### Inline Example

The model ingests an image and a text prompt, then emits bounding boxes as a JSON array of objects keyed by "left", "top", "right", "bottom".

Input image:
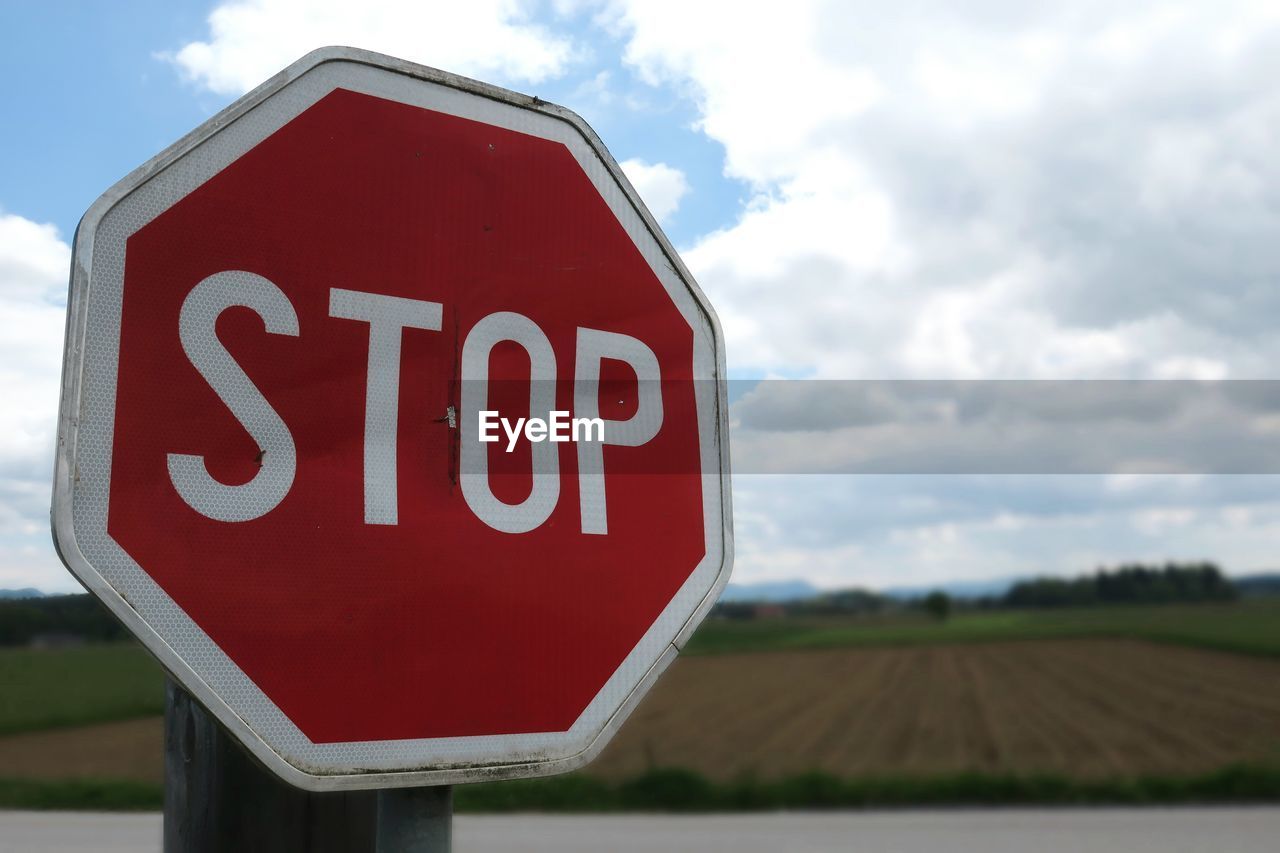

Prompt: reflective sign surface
[{"left": 53, "top": 49, "right": 731, "bottom": 789}]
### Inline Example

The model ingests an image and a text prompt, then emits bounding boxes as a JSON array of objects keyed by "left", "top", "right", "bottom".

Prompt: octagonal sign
[{"left": 52, "top": 48, "right": 731, "bottom": 790}]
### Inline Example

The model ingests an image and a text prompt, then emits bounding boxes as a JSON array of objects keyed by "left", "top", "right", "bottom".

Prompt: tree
[
  {"left": 1002, "top": 562, "right": 1237, "bottom": 609},
  {"left": 923, "top": 591, "right": 952, "bottom": 622}
]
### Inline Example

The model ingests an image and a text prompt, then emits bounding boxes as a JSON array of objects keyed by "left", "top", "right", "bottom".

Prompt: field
[
  {"left": 687, "top": 598, "right": 1280, "bottom": 657},
  {"left": 0, "top": 718, "right": 161, "bottom": 782},
  {"left": 0, "top": 644, "right": 164, "bottom": 736},
  {"left": 5, "top": 639, "right": 1280, "bottom": 783},
  {"left": 592, "top": 639, "right": 1280, "bottom": 781},
  {"left": 2, "top": 601, "right": 1279, "bottom": 808},
  {"left": 6, "top": 600, "right": 1277, "bottom": 738}
]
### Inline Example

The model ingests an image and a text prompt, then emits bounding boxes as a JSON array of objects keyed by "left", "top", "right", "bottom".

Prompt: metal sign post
[
  {"left": 164, "top": 679, "right": 454, "bottom": 851},
  {"left": 163, "top": 681, "right": 378, "bottom": 852},
  {"left": 376, "top": 786, "right": 453, "bottom": 852}
]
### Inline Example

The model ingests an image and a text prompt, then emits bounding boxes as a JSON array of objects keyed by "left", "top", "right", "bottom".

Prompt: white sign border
[{"left": 51, "top": 47, "right": 733, "bottom": 791}]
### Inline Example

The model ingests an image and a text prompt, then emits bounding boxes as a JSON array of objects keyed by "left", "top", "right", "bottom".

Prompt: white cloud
[
  {"left": 0, "top": 212, "right": 75, "bottom": 591},
  {"left": 163, "top": 0, "right": 578, "bottom": 96},
  {"left": 596, "top": 2, "right": 1280, "bottom": 588},
  {"left": 726, "top": 378, "right": 1280, "bottom": 477},
  {"left": 607, "top": 1, "right": 1280, "bottom": 381},
  {"left": 619, "top": 158, "right": 689, "bottom": 223},
  {"left": 730, "top": 474, "right": 1280, "bottom": 589},
  {"left": 0, "top": 212, "right": 68, "bottom": 473},
  {"left": 604, "top": 1, "right": 881, "bottom": 188}
]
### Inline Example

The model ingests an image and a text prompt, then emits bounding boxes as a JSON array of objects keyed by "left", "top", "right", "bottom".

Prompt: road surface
[{"left": 1, "top": 807, "right": 1277, "bottom": 852}]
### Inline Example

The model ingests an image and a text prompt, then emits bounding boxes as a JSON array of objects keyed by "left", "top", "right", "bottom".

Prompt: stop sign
[{"left": 52, "top": 48, "right": 731, "bottom": 790}]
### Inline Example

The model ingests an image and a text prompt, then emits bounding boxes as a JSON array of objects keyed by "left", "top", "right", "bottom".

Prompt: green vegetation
[
  {"left": 1005, "top": 562, "right": 1235, "bottom": 608},
  {"left": 0, "top": 643, "right": 164, "bottom": 735},
  {"left": 6, "top": 765, "right": 1279, "bottom": 812},
  {"left": 459, "top": 765, "right": 1280, "bottom": 811},
  {"left": 687, "top": 598, "right": 1280, "bottom": 657},
  {"left": 0, "top": 594, "right": 130, "bottom": 647},
  {"left": 0, "top": 777, "right": 162, "bottom": 811},
  {"left": 922, "top": 590, "right": 951, "bottom": 622},
  {"left": 717, "top": 563, "right": 1245, "bottom": 623}
]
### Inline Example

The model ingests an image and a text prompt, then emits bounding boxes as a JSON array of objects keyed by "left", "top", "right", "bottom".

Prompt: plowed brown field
[
  {"left": 3, "top": 639, "right": 1279, "bottom": 783},
  {"left": 0, "top": 717, "right": 162, "bottom": 781},
  {"left": 591, "top": 639, "right": 1280, "bottom": 780}
]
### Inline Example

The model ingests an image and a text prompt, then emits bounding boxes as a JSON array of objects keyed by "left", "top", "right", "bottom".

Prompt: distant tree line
[
  {"left": 0, "top": 562, "right": 1260, "bottom": 642},
  {"left": 0, "top": 594, "right": 130, "bottom": 646},
  {"left": 787, "top": 589, "right": 887, "bottom": 617},
  {"left": 1002, "top": 562, "right": 1236, "bottom": 608},
  {"left": 711, "top": 562, "right": 1251, "bottom": 620},
  {"left": 713, "top": 588, "right": 889, "bottom": 620}
]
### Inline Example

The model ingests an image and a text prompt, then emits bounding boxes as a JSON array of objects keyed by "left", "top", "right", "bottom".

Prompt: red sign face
[{"left": 53, "top": 49, "right": 730, "bottom": 790}]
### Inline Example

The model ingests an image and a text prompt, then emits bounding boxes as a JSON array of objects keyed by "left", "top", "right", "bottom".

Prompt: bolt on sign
[{"left": 52, "top": 48, "right": 732, "bottom": 790}]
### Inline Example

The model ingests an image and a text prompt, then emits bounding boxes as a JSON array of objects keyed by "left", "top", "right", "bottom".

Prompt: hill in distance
[
  {"left": 881, "top": 576, "right": 1023, "bottom": 601},
  {"left": 718, "top": 580, "right": 820, "bottom": 603},
  {"left": 1235, "top": 573, "right": 1280, "bottom": 597},
  {"left": 720, "top": 577, "right": 1021, "bottom": 605},
  {"left": 0, "top": 588, "right": 44, "bottom": 600}
]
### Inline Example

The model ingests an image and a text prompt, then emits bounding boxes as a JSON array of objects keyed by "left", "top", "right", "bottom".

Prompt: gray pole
[
  {"left": 163, "top": 679, "right": 377, "bottom": 852},
  {"left": 376, "top": 786, "right": 453, "bottom": 852}
]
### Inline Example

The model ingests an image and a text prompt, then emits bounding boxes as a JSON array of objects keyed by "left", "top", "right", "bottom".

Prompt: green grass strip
[
  {"left": 456, "top": 765, "right": 1280, "bottom": 812},
  {"left": 685, "top": 600, "right": 1280, "bottom": 658},
  {"left": 0, "top": 644, "right": 164, "bottom": 736},
  {"left": 5, "top": 765, "right": 1279, "bottom": 812},
  {"left": 0, "top": 777, "right": 163, "bottom": 811}
]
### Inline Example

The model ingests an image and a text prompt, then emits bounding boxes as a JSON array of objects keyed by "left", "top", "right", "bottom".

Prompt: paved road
[{"left": 2, "top": 807, "right": 1278, "bottom": 852}]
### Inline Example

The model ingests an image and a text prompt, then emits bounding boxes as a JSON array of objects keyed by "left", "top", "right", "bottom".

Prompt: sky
[{"left": 4, "top": 1, "right": 1280, "bottom": 592}]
